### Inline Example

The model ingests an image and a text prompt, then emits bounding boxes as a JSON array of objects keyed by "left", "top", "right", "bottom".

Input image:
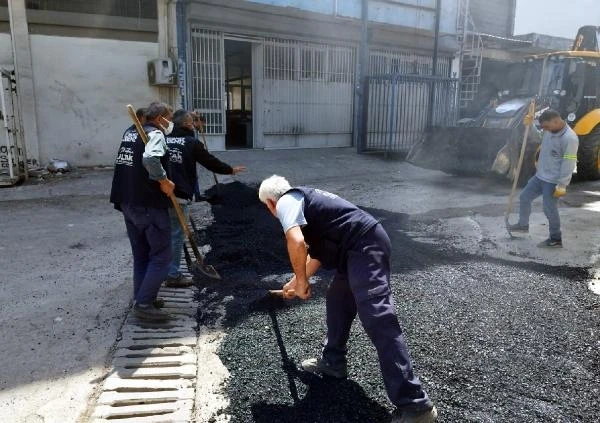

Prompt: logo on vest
[
  {"left": 169, "top": 148, "right": 183, "bottom": 164},
  {"left": 115, "top": 146, "right": 134, "bottom": 166}
]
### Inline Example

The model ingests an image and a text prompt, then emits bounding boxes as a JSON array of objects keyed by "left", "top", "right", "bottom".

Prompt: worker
[
  {"left": 109, "top": 102, "right": 175, "bottom": 321},
  {"left": 509, "top": 109, "right": 579, "bottom": 248},
  {"left": 165, "top": 109, "right": 245, "bottom": 286},
  {"left": 258, "top": 175, "right": 437, "bottom": 423}
]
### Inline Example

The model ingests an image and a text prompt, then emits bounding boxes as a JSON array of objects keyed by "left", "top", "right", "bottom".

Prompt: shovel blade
[
  {"left": 191, "top": 262, "right": 222, "bottom": 281},
  {"left": 504, "top": 214, "right": 515, "bottom": 239}
]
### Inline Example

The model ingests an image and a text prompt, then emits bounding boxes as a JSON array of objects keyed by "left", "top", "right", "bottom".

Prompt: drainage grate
[{"left": 91, "top": 254, "right": 199, "bottom": 423}]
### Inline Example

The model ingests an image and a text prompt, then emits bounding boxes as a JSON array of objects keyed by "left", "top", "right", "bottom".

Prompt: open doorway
[{"left": 224, "top": 39, "right": 252, "bottom": 149}]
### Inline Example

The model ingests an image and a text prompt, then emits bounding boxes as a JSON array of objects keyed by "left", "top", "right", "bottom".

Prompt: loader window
[
  {"left": 563, "top": 61, "right": 586, "bottom": 113},
  {"left": 542, "top": 61, "right": 566, "bottom": 96}
]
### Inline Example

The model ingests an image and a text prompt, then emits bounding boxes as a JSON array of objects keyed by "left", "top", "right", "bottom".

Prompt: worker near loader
[
  {"left": 165, "top": 109, "right": 245, "bottom": 286},
  {"left": 110, "top": 102, "right": 175, "bottom": 321},
  {"left": 258, "top": 175, "right": 437, "bottom": 423},
  {"left": 509, "top": 109, "right": 579, "bottom": 248}
]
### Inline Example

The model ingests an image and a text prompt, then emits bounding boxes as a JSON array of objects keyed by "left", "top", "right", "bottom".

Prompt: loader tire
[{"left": 576, "top": 126, "right": 600, "bottom": 181}]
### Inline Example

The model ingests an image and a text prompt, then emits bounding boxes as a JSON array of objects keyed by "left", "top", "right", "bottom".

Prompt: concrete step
[
  {"left": 114, "top": 346, "right": 194, "bottom": 358},
  {"left": 92, "top": 399, "right": 193, "bottom": 420},
  {"left": 117, "top": 337, "right": 197, "bottom": 349},
  {"left": 110, "top": 364, "right": 197, "bottom": 379},
  {"left": 102, "top": 376, "right": 193, "bottom": 391},
  {"left": 97, "top": 388, "right": 195, "bottom": 405},
  {"left": 113, "top": 353, "right": 196, "bottom": 368}
]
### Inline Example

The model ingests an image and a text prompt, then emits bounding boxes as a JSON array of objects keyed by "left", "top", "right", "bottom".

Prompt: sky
[{"left": 514, "top": 0, "right": 600, "bottom": 39}]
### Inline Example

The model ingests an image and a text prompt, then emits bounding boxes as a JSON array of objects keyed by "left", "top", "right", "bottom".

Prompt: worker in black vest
[
  {"left": 110, "top": 102, "right": 175, "bottom": 322},
  {"left": 165, "top": 109, "right": 245, "bottom": 285},
  {"left": 258, "top": 175, "right": 437, "bottom": 423}
]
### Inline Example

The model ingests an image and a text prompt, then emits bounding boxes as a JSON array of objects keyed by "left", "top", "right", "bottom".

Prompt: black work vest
[
  {"left": 285, "top": 187, "right": 379, "bottom": 270},
  {"left": 109, "top": 124, "right": 170, "bottom": 210},
  {"left": 165, "top": 127, "right": 197, "bottom": 200}
]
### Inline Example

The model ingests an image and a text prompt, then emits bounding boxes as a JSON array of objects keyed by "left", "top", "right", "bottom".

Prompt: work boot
[
  {"left": 165, "top": 274, "right": 194, "bottom": 288},
  {"left": 133, "top": 303, "right": 172, "bottom": 321},
  {"left": 537, "top": 238, "right": 562, "bottom": 248},
  {"left": 152, "top": 297, "right": 165, "bottom": 308},
  {"left": 508, "top": 223, "right": 529, "bottom": 233},
  {"left": 391, "top": 406, "right": 438, "bottom": 423},
  {"left": 300, "top": 357, "right": 347, "bottom": 379}
]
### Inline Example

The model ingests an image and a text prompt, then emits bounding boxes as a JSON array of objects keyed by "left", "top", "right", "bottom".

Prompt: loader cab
[{"left": 537, "top": 54, "right": 600, "bottom": 126}]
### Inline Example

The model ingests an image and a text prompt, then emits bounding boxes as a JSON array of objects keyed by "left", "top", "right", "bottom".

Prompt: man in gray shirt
[{"left": 509, "top": 109, "right": 579, "bottom": 247}]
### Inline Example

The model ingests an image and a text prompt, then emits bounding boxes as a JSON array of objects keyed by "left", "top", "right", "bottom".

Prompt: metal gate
[
  {"left": 361, "top": 74, "right": 459, "bottom": 154},
  {"left": 263, "top": 38, "right": 356, "bottom": 135},
  {"left": 189, "top": 28, "right": 224, "bottom": 135}
]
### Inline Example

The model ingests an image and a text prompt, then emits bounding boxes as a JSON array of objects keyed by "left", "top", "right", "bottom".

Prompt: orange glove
[{"left": 554, "top": 185, "right": 567, "bottom": 198}]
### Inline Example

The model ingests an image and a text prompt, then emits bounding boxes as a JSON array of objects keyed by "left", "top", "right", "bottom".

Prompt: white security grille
[
  {"left": 263, "top": 38, "right": 356, "bottom": 135},
  {"left": 190, "top": 29, "right": 224, "bottom": 134},
  {"left": 369, "top": 49, "right": 451, "bottom": 77}
]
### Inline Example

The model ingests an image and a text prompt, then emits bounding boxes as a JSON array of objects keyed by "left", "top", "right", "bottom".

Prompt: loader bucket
[{"left": 407, "top": 126, "right": 518, "bottom": 176}]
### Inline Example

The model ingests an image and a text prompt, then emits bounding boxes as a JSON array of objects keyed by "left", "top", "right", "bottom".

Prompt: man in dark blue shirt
[{"left": 259, "top": 175, "right": 437, "bottom": 423}]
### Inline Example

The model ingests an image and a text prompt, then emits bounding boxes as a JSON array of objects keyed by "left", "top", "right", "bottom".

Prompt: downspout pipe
[
  {"left": 356, "top": 0, "right": 369, "bottom": 153},
  {"left": 428, "top": 0, "right": 442, "bottom": 128},
  {"left": 176, "top": 0, "right": 187, "bottom": 109}
]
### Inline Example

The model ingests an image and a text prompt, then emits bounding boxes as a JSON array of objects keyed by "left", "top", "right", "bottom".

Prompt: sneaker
[
  {"left": 152, "top": 297, "right": 165, "bottom": 308},
  {"left": 508, "top": 224, "right": 529, "bottom": 233},
  {"left": 165, "top": 274, "right": 194, "bottom": 288},
  {"left": 132, "top": 303, "right": 172, "bottom": 321},
  {"left": 537, "top": 238, "right": 563, "bottom": 248},
  {"left": 391, "top": 406, "right": 438, "bottom": 423},
  {"left": 300, "top": 357, "right": 347, "bottom": 379}
]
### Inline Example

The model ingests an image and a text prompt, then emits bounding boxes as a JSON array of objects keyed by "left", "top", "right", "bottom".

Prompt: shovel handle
[
  {"left": 126, "top": 104, "right": 205, "bottom": 265},
  {"left": 506, "top": 100, "right": 535, "bottom": 215}
]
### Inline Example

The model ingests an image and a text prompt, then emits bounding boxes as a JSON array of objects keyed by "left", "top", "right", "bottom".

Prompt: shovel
[
  {"left": 126, "top": 104, "right": 222, "bottom": 280},
  {"left": 505, "top": 100, "right": 535, "bottom": 239}
]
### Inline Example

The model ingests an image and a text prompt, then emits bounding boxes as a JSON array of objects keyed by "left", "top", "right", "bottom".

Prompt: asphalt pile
[{"left": 193, "top": 182, "right": 600, "bottom": 422}]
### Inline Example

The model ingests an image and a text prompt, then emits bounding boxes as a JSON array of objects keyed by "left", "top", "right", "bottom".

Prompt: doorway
[{"left": 224, "top": 39, "right": 252, "bottom": 149}]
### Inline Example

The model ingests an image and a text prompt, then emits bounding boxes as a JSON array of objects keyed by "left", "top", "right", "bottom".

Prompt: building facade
[{"left": 0, "top": 0, "right": 461, "bottom": 169}]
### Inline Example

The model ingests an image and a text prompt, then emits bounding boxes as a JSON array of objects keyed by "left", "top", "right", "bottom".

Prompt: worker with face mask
[{"left": 110, "top": 101, "right": 176, "bottom": 321}]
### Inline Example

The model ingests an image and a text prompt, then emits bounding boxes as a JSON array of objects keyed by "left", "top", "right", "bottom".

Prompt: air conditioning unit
[{"left": 147, "top": 58, "right": 177, "bottom": 86}]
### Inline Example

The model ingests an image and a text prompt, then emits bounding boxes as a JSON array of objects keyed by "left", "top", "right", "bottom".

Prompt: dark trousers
[
  {"left": 322, "top": 224, "right": 432, "bottom": 410},
  {"left": 121, "top": 204, "right": 172, "bottom": 305}
]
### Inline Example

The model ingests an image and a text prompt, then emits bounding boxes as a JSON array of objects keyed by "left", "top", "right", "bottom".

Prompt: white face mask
[{"left": 160, "top": 117, "right": 174, "bottom": 135}]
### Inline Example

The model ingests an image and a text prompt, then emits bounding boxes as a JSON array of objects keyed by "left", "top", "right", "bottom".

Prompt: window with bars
[
  {"left": 264, "top": 41, "right": 355, "bottom": 84},
  {"left": 263, "top": 38, "right": 356, "bottom": 135},
  {"left": 264, "top": 43, "right": 296, "bottom": 80},
  {"left": 190, "top": 29, "right": 224, "bottom": 135},
  {"left": 369, "top": 50, "right": 450, "bottom": 76},
  {"left": 300, "top": 47, "right": 327, "bottom": 81},
  {"left": 0, "top": 0, "right": 157, "bottom": 19}
]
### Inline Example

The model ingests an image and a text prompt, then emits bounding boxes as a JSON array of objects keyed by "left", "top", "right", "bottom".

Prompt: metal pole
[
  {"left": 356, "top": 0, "right": 369, "bottom": 153},
  {"left": 176, "top": 0, "right": 187, "bottom": 109},
  {"left": 428, "top": 0, "right": 442, "bottom": 128}
]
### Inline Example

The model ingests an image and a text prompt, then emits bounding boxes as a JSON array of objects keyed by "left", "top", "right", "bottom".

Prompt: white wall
[{"left": 27, "top": 35, "right": 159, "bottom": 166}]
